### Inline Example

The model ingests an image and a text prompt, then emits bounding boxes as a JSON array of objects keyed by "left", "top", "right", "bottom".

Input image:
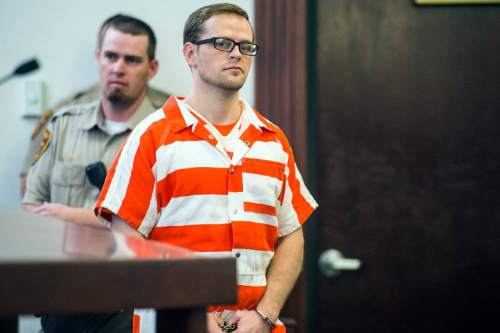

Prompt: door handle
[{"left": 319, "top": 249, "right": 361, "bottom": 277}]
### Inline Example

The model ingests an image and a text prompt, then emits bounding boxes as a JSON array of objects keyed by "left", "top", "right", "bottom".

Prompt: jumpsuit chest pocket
[{"left": 241, "top": 159, "right": 285, "bottom": 216}]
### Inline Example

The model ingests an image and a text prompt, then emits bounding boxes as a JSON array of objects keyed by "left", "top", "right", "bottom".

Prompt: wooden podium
[{"left": 0, "top": 210, "right": 236, "bottom": 332}]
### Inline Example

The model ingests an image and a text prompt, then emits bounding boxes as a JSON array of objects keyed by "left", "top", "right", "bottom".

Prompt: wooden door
[{"left": 314, "top": 1, "right": 500, "bottom": 332}]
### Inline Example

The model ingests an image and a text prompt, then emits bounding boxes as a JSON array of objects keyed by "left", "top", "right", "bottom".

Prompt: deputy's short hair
[{"left": 98, "top": 14, "right": 157, "bottom": 60}]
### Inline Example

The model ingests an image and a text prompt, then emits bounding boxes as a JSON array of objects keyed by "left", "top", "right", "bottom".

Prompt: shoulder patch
[
  {"left": 31, "top": 109, "right": 53, "bottom": 140},
  {"left": 32, "top": 129, "right": 52, "bottom": 165}
]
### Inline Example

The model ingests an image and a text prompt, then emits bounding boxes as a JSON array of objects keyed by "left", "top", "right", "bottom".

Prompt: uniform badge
[{"left": 32, "top": 129, "right": 52, "bottom": 165}]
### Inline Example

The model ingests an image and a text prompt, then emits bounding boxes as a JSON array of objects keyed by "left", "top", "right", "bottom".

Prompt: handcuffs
[
  {"left": 216, "top": 309, "right": 276, "bottom": 332},
  {"left": 218, "top": 321, "right": 238, "bottom": 332}
]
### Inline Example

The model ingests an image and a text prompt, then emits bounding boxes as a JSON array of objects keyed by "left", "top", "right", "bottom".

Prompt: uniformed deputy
[
  {"left": 25, "top": 96, "right": 157, "bottom": 209},
  {"left": 19, "top": 83, "right": 168, "bottom": 197},
  {"left": 22, "top": 14, "right": 165, "bottom": 332}
]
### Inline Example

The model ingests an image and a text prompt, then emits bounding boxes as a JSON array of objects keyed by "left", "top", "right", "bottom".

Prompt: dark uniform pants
[{"left": 41, "top": 310, "right": 132, "bottom": 333}]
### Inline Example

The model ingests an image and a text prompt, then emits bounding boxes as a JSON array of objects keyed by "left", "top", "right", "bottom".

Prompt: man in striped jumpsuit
[{"left": 95, "top": 3, "right": 318, "bottom": 333}]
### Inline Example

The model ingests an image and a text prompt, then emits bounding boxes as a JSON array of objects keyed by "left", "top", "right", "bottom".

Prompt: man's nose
[
  {"left": 229, "top": 45, "right": 242, "bottom": 59},
  {"left": 111, "top": 58, "right": 126, "bottom": 73}
]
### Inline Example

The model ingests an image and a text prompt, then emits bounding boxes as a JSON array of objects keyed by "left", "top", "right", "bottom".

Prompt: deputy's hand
[
  {"left": 32, "top": 202, "right": 72, "bottom": 220},
  {"left": 232, "top": 310, "right": 271, "bottom": 333},
  {"left": 31, "top": 202, "right": 102, "bottom": 226}
]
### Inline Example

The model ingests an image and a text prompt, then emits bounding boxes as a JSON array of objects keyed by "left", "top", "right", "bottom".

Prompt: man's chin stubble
[{"left": 106, "top": 91, "right": 134, "bottom": 109}]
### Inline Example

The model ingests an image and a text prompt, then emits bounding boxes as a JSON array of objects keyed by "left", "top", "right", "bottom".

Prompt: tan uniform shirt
[
  {"left": 23, "top": 97, "right": 157, "bottom": 208},
  {"left": 21, "top": 85, "right": 169, "bottom": 175}
]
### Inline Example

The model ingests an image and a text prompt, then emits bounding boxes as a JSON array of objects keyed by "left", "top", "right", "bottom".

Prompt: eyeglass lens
[{"left": 214, "top": 38, "right": 257, "bottom": 55}]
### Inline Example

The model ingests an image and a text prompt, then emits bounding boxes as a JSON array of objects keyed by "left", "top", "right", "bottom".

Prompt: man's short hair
[
  {"left": 183, "top": 3, "right": 252, "bottom": 44},
  {"left": 98, "top": 14, "right": 157, "bottom": 60}
]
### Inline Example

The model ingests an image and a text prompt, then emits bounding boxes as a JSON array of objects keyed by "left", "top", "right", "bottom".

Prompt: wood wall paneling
[{"left": 254, "top": 1, "right": 310, "bottom": 333}]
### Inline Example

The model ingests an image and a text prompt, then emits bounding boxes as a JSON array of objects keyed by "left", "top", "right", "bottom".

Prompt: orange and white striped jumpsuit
[{"left": 96, "top": 96, "right": 318, "bottom": 333}]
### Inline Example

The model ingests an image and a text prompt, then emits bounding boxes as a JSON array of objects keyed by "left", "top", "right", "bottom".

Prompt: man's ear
[
  {"left": 95, "top": 49, "right": 101, "bottom": 62},
  {"left": 182, "top": 43, "right": 197, "bottom": 69},
  {"left": 148, "top": 59, "right": 159, "bottom": 80}
]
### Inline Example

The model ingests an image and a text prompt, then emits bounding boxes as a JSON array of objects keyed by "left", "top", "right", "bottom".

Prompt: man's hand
[
  {"left": 231, "top": 310, "right": 270, "bottom": 333},
  {"left": 207, "top": 312, "right": 224, "bottom": 333},
  {"left": 26, "top": 202, "right": 102, "bottom": 226}
]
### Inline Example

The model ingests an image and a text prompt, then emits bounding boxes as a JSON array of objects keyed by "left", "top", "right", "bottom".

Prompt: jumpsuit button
[
  {"left": 208, "top": 134, "right": 214, "bottom": 140},
  {"left": 229, "top": 168, "right": 235, "bottom": 174},
  {"left": 235, "top": 252, "right": 241, "bottom": 258},
  {"left": 232, "top": 209, "right": 238, "bottom": 215},
  {"left": 244, "top": 141, "right": 250, "bottom": 146}
]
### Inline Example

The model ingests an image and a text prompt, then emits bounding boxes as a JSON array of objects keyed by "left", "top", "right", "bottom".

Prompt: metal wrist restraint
[
  {"left": 255, "top": 309, "right": 276, "bottom": 329},
  {"left": 218, "top": 321, "right": 237, "bottom": 332}
]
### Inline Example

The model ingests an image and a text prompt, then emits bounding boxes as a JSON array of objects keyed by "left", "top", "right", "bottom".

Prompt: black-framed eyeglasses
[{"left": 191, "top": 37, "right": 260, "bottom": 56}]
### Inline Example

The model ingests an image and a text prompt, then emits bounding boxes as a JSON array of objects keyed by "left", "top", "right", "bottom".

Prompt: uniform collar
[
  {"left": 81, "top": 96, "right": 156, "bottom": 132},
  {"left": 162, "top": 96, "right": 276, "bottom": 134}
]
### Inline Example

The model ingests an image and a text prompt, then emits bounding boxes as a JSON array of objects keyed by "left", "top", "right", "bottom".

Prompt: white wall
[{"left": 0, "top": 0, "right": 254, "bottom": 208}]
